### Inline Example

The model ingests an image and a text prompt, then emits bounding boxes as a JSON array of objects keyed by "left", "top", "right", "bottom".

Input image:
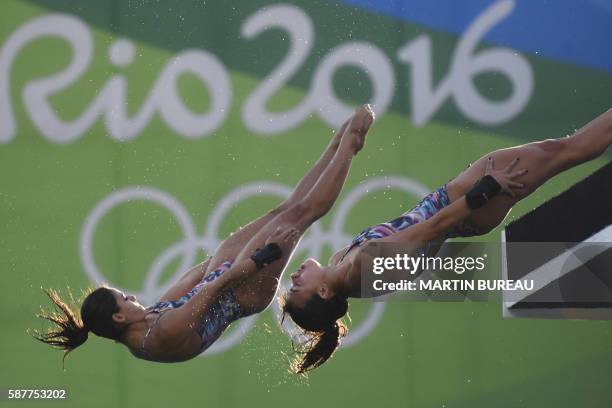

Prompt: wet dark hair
[
  {"left": 281, "top": 292, "right": 349, "bottom": 373},
  {"left": 31, "top": 286, "right": 125, "bottom": 365}
]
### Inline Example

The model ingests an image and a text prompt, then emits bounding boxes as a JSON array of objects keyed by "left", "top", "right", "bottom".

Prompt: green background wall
[{"left": 1, "top": 1, "right": 611, "bottom": 407}]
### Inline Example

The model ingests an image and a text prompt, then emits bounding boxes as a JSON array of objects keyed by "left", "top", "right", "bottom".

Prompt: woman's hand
[
  {"left": 484, "top": 156, "right": 528, "bottom": 197},
  {"left": 265, "top": 226, "right": 301, "bottom": 249}
]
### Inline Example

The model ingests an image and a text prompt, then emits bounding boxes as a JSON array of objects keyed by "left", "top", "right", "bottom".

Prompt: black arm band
[
  {"left": 250, "top": 243, "right": 283, "bottom": 269},
  {"left": 464, "top": 175, "right": 501, "bottom": 209}
]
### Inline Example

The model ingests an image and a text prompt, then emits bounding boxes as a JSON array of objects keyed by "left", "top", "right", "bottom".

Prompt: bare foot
[{"left": 345, "top": 104, "right": 375, "bottom": 154}]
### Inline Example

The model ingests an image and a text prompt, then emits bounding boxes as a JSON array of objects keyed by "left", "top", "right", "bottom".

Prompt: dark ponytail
[
  {"left": 31, "top": 286, "right": 124, "bottom": 366},
  {"left": 30, "top": 288, "right": 91, "bottom": 365},
  {"left": 281, "top": 293, "right": 349, "bottom": 373}
]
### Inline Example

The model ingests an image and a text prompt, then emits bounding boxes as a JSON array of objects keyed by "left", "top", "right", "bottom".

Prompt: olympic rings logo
[{"left": 80, "top": 176, "right": 430, "bottom": 355}]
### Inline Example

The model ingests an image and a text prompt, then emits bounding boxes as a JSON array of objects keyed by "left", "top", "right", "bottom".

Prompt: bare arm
[
  {"left": 155, "top": 228, "right": 299, "bottom": 348},
  {"left": 158, "top": 257, "right": 212, "bottom": 302},
  {"left": 344, "top": 199, "right": 472, "bottom": 297},
  {"left": 370, "top": 156, "right": 526, "bottom": 249},
  {"left": 153, "top": 258, "right": 258, "bottom": 351},
  {"left": 352, "top": 158, "right": 527, "bottom": 292},
  {"left": 376, "top": 196, "right": 473, "bottom": 247}
]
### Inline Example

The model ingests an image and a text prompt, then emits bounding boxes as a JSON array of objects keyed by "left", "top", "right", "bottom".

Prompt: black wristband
[
  {"left": 465, "top": 175, "right": 502, "bottom": 209},
  {"left": 250, "top": 243, "right": 283, "bottom": 269}
]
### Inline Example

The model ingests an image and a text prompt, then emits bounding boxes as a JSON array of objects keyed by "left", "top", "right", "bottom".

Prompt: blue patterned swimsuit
[
  {"left": 341, "top": 185, "right": 480, "bottom": 260},
  {"left": 141, "top": 260, "right": 245, "bottom": 356}
]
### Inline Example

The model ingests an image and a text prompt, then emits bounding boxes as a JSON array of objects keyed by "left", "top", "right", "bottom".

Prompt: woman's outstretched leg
[
  {"left": 446, "top": 107, "right": 612, "bottom": 232},
  {"left": 231, "top": 105, "right": 375, "bottom": 312},
  {"left": 208, "top": 119, "right": 351, "bottom": 268}
]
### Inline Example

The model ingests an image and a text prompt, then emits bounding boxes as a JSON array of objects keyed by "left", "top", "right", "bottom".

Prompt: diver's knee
[
  {"left": 284, "top": 201, "right": 316, "bottom": 222},
  {"left": 530, "top": 138, "right": 576, "bottom": 166},
  {"left": 535, "top": 138, "right": 566, "bottom": 154}
]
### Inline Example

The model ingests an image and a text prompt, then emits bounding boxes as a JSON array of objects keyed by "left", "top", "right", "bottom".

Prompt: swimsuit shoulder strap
[
  {"left": 340, "top": 228, "right": 371, "bottom": 262},
  {"left": 140, "top": 312, "right": 164, "bottom": 357}
]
